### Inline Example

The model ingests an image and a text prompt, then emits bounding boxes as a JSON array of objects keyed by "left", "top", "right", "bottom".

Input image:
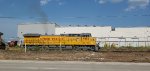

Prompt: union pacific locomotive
[{"left": 23, "top": 33, "right": 99, "bottom": 51}]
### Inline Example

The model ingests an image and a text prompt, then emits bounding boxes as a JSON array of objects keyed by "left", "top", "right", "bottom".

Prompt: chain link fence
[{"left": 97, "top": 37, "right": 150, "bottom": 47}]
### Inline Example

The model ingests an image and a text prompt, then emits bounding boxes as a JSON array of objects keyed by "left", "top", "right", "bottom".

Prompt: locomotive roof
[
  {"left": 23, "top": 33, "right": 92, "bottom": 37},
  {"left": 40, "top": 35, "right": 61, "bottom": 36},
  {"left": 23, "top": 33, "right": 41, "bottom": 37},
  {"left": 23, "top": 34, "right": 60, "bottom": 37}
]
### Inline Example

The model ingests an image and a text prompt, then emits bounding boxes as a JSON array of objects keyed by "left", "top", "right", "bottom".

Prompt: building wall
[
  {"left": 17, "top": 23, "right": 150, "bottom": 47},
  {"left": 110, "top": 27, "right": 150, "bottom": 37},
  {"left": 55, "top": 26, "right": 112, "bottom": 37},
  {"left": 18, "top": 23, "right": 56, "bottom": 39},
  {"left": 55, "top": 26, "right": 150, "bottom": 47},
  {"left": 107, "top": 27, "right": 150, "bottom": 47}
]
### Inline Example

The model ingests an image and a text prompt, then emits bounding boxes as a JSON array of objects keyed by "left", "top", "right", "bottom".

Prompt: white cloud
[
  {"left": 40, "top": 0, "right": 51, "bottom": 6},
  {"left": 56, "top": 0, "right": 65, "bottom": 6},
  {"left": 97, "top": 0, "right": 123, "bottom": 4},
  {"left": 11, "top": 3, "right": 15, "bottom": 7},
  {"left": 40, "top": 0, "right": 65, "bottom": 6},
  {"left": 125, "top": 0, "right": 150, "bottom": 11},
  {"left": 96, "top": 0, "right": 150, "bottom": 11},
  {"left": 58, "top": 2, "right": 64, "bottom": 6},
  {"left": 111, "top": 0, "right": 124, "bottom": 3},
  {"left": 98, "top": 0, "right": 107, "bottom": 4}
]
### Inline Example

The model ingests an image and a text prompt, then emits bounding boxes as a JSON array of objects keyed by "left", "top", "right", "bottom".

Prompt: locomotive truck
[{"left": 23, "top": 33, "right": 99, "bottom": 51}]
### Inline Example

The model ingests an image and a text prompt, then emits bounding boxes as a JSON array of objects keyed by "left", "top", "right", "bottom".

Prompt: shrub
[
  {"left": 28, "top": 46, "right": 41, "bottom": 51},
  {"left": 104, "top": 43, "right": 110, "bottom": 49},
  {"left": 111, "top": 43, "right": 118, "bottom": 48}
]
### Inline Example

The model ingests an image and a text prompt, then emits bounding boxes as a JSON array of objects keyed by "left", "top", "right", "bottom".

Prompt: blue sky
[{"left": 0, "top": 0, "right": 150, "bottom": 39}]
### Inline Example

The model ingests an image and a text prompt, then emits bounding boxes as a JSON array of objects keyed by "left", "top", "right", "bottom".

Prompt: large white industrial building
[
  {"left": 55, "top": 26, "right": 112, "bottom": 37},
  {"left": 18, "top": 23, "right": 58, "bottom": 39},
  {"left": 18, "top": 23, "right": 150, "bottom": 47}
]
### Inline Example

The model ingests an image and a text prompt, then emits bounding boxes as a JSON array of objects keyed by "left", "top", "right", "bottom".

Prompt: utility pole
[{"left": 59, "top": 36, "right": 62, "bottom": 51}]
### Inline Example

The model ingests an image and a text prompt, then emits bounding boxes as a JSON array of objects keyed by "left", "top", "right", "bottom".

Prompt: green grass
[
  {"left": 6, "top": 45, "right": 150, "bottom": 52},
  {"left": 100, "top": 46, "right": 150, "bottom": 52}
]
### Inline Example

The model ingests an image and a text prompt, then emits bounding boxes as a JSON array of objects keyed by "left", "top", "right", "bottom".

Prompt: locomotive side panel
[
  {"left": 24, "top": 37, "right": 40, "bottom": 45},
  {"left": 24, "top": 36, "right": 96, "bottom": 46},
  {"left": 23, "top": 33, "right": 98, "bottom": 51},
  {"left": 40, "top": 36, "right": 62, "bottom": 46}
]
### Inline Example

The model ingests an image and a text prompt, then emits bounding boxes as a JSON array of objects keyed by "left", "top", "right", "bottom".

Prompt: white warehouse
[
  {"left": 55, "top": 26, "right": 112, "bottom": 37},
  {"left": 18, "top": 23, "right": 150, "bottom": 47},
  {"left": 18, "top": 23, "right": 59, "bottom": 39}
]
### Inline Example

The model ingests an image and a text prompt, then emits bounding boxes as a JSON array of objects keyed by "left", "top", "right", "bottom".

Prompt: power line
[{"left": 0, "top": 14, "right": 150, "bottom": 19}]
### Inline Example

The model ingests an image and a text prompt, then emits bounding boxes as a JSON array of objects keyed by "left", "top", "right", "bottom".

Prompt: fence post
[
  {"left": 59, "top": 42, "right": 62, "bottom": 51},
  {"left": 25, "top": 43, "right": 27, "bottom": 53}
]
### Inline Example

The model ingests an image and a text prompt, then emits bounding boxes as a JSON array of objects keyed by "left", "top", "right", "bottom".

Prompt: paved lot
[{"left": 0, "top": 60, "right": 150, "bottom": 71}]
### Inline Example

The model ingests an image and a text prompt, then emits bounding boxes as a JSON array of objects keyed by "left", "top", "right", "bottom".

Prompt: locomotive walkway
[{"left": 0, "top": 60, "right": 150, "bottom": 71}]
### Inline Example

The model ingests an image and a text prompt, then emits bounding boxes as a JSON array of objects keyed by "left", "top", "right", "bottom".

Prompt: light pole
[
  {"left": 148, "top": 36, "right": 150, "bottom": 47},
  {"left": 146, "top": 31, "right": 148, "bottom": 47},
  {"left": 108, "top": 31, "right": 111, "bottom": 47},
  {"left": 98, "top": 37, "right": 106, "bottom": 47},
  {"left": 59, "top": 37, "right": 62, "bottom": 51},
  {"left": 25, "top": 43, "right": 27, "bottom": 53},
  {"left": 118, "top": 36, "right": 126, "bottom": 47},
  {"left": 131, "top": 36, "right": 139, "bottom": 47},
  {"left": 147, "top": 30, "right": 150, "bottom": 47},
  {"left": 145, "top": 30, "right": 149, "bottom": 47}
]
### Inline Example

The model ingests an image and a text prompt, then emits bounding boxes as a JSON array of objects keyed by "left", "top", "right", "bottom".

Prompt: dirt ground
[{"left": 0, "top": 50, "right": 150, "bottom": 62}]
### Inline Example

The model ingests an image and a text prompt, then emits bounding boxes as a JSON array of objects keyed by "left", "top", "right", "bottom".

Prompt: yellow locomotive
[{"left": 23, "top": 33, "right": 99, "bottom": 51}]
